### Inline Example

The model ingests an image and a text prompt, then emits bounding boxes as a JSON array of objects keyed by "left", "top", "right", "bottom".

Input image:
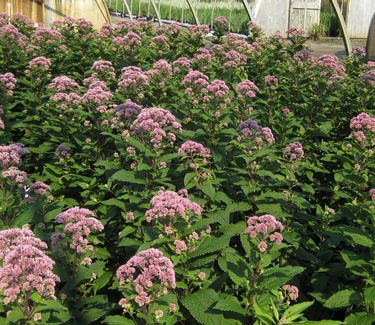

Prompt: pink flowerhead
[
  {"left": 55, "top": 207, "right": 104, "bottom": 254},
  {"left": 116, "top": 248, "right": 176, "bottom": 306},
  {"left": 282, "top": 284, "right": 299, "bottom": 301},
  {"left": 146, "top": 190, "right": 202, "bottom": 224},
  {"left": 245, "top": 214, "right": 284, "bottom": 252},
  {"left": 284, "top": 142, "right": 304, "bottom": 161}
]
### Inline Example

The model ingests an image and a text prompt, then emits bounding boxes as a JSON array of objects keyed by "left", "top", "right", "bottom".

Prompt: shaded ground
[{"left": 306, "top": 38, "right": 367, "bottom": 58}]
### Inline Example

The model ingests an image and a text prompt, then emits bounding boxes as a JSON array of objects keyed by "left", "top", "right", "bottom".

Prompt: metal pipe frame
[
  {"left": 241, "top": 0, "right": 254, "bottom": 21},
  {"left": 149, "top": 0, "right": 162, "bottom": 25},
  {"left": 186, "top": 0, "right": 200, "bottom": 25},
  {"left": 122, "top": 0, "right": 133, "bottom": 21}
]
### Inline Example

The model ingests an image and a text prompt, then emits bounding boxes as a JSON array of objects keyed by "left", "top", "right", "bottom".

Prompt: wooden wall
[
  {"left": 0, "top": 0, "right": 44, "bottom": 25},
  {"left": 0, "top": 0, "right": 110, "bottom": 29}
]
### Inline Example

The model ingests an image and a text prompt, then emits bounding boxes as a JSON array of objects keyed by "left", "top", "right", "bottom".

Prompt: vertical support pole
[
  {"left": 150, "top": 0, "right": 163, "bottom": 25},
  {"left": 241, "top": 0, "right": 254, "bottom": 21},
  {"left": 186, "top": 0, "right": 200, "bottom": 25},
  {"left": 123, "top": 0, "right": 133, "bottom": 21},
  {"left": 329, "top": 0, "right": 352, "bottom": 55}
]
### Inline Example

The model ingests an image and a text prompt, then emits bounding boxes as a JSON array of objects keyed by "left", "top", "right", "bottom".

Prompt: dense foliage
[{"left": 0, "top": 13, "right": 374, "bottom": 325}]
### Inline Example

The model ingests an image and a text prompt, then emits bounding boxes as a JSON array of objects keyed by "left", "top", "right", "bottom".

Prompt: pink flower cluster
[
  {"left": 81, "top": 85, "right": 113, "bottom": 105},
  {"left": 361, "top": 70, "right": 375, "bottom": 85},
  {"left": 151, "top": 35, "right": 169, "bottom": 47},
  {"left": 174, "top": 239, "right": 188, "bottom": 255},
  {"left": 131, "top": 108, "right": 182, "bottom": 150},
  {"left": 0, "top": 24, "right": 28, "bottom": 46},
  {"left": 10, "top": 13, "right": 34, "bottom": 30},
  {"left": 223, "top": 50, "right": 247, "bottom": 68},
  {"left": 0, "top": 226, "right": 59, "bottom": 303},
  {"left": 0, "top": 72, "right": 17, "bottom": 96},
  {"left": 2, "top": 167, "right": 27, "bottom": 185},
  {"left": 25, "top": 56, "right": 51, "bottom": 77},
  {"left": 146, "top": 190, "right": 203, "bottom": 224},
  {"left": 236, "top": 80, "right": 259, "bottom": 99},
  {"left": 282, "top": 284, "right": 299, "bottom": 301},
  {"left": 0, "top": 226, "right": 47, "bottom": 259},
  {"left": 172, "top": 57, "right": 192, "bottom": 73},
  {"left": 238, "top": 119, "right": 275, "bottom": 147},
  {"left": 206, "top": 79, "right": 229, "bottom": 98},
  {"left": 182, "top": 70, "right": 209, "bottom": 91},
  {"left": 284, "top": 142, "right": 304, "bottom": 161},
  {"left": 91, "top": 60, "right": 116, "bottom": 80},
  {"left": 370, "top": 189, "right": 375, "bottom": 201},
  {"left": 265, "top": 75, "right": 278, "bottom": 85},
  {"left": 147, "top": 59, "right": 173, "bottom": 77},
  {"left": 188, "top": 24, "right": 210, "bottom": 38},
  {"left": 214, "top": 16, "right": 228, "bottom": 34},
  {"left": 193, "top": 48, "right": 214, "bottom": 67},
  {"left": 48, "top": 76, "right": 80, "bottom": 93},
  {"left": 117, "top": 66, "right": 149, "bottom": 94},
  {"left": 51, "top": 92, "right": 81, "bottom": 109},
  {"left": 115, "top": 100, "right": 142, "bottom": 120},
  {"left": 287, "top": 27, "right": 306, "bottom": 38},
  {"left": 112, "top": 31, "right": 141, "bottom": 51},
  {"left": 0, "top": 143, "right": 27, "bottom": 169},
  {"left": 49, "top": 76, "right": 81, "bottom": 108},
  {"left": 32, "top": 27, "right": 63, "bottom": 44},
  {"left": 29, "top": 181, "right": 50, "bottom": 197},
  {"left": 178, "top": 140, "right": 211, "bottom": 159},
  {"left": 245, "top": 214, "right": 284, "bottom": 253},
  {"left": 349, "top": 112, "right": 375, "bottom": 144},
  {"left": 28, "top": 56, "right": 51, "bottom": 71},
  {"left": 55, "top": 207, "right": 104, "bottom": 254},
  {"left": 315, "top": 55, "right": 346, "bottom": 82},
  {"left": 116, "top": 248, "right": 176, "bottom": 306}
]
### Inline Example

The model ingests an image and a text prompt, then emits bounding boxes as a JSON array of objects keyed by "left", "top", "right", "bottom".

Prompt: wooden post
[
  {"left": 366, "top": 12, "right": 375, "bottom": 61},
  {"left": 329, "top": 0, "right": 352, "bottom": 55}
]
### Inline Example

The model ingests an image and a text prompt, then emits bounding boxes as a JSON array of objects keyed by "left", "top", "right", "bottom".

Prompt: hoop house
[{"left": 0, "top": 0, "right": 111, "bottom": 29}]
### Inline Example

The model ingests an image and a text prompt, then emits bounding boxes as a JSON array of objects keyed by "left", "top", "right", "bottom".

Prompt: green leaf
[
  {"left": 110, "top": 170, "right": 146, "bottom": 185},
  {"left": 257, "top": 266, "right": 305, "bottom": 290},
  {"left": 339, "top": 226, "right": 374, "bottom": 247},
  {"left": 103, "top": 316, "right": 134, "bottom": 325},
  {"left": 80, "top": 308, "right": 108, "bottom": 323},
  {"left": 253, "top": 299, "right": 275, "bottom": 324},
  {"left": 214, "top": 296, "right": 247, "bottom": 315},
  {"left": 189, "top": 235, "right": 230, "bottom": 258},
  {"left": 324, "top": 289, "right": 363, "bottom": 309},
  {"left": 181, "top": 289, "right": 237, "bottom": 325},
  {"left": 101, "top": 198, "right": 126, "bottom": 211},
  {"left": 364, "top": 287, "right": 375, "bottom": 302},
  {"left": 223, "top": 249, "right": 250, "bottom": 285},
  {"left": 283, "top": 301, "right": 314, "bottom": 320}
]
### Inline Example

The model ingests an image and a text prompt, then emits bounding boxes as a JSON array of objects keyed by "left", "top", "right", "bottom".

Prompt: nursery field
[{"left": 0, "top": 13, "right": 375, "bottom": 324}]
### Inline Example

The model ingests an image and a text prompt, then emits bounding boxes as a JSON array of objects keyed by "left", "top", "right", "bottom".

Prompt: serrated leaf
[
  {"left": 324, "top": 289, "right": 362, "bottom": 309},
  {"left": 214, "top": 296, "right": 247, "bottom": 315},
  {"left": 103, "top": 315, "right": 134, "bottom": 325},
  {"left": 283, "top": 301, "right": 313, "bottom": 319},
  {"left": 257, "top": 266, "right": 304, "bottom": 290},
  {"left": 189, "top": 235, "right": 230, "bottom": 258},
  {"left": 110, "top": 170, "right": 146, "bottom": 184},
  {"left": 181, "top": 289, "right": 237, "bottom": 325}
]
